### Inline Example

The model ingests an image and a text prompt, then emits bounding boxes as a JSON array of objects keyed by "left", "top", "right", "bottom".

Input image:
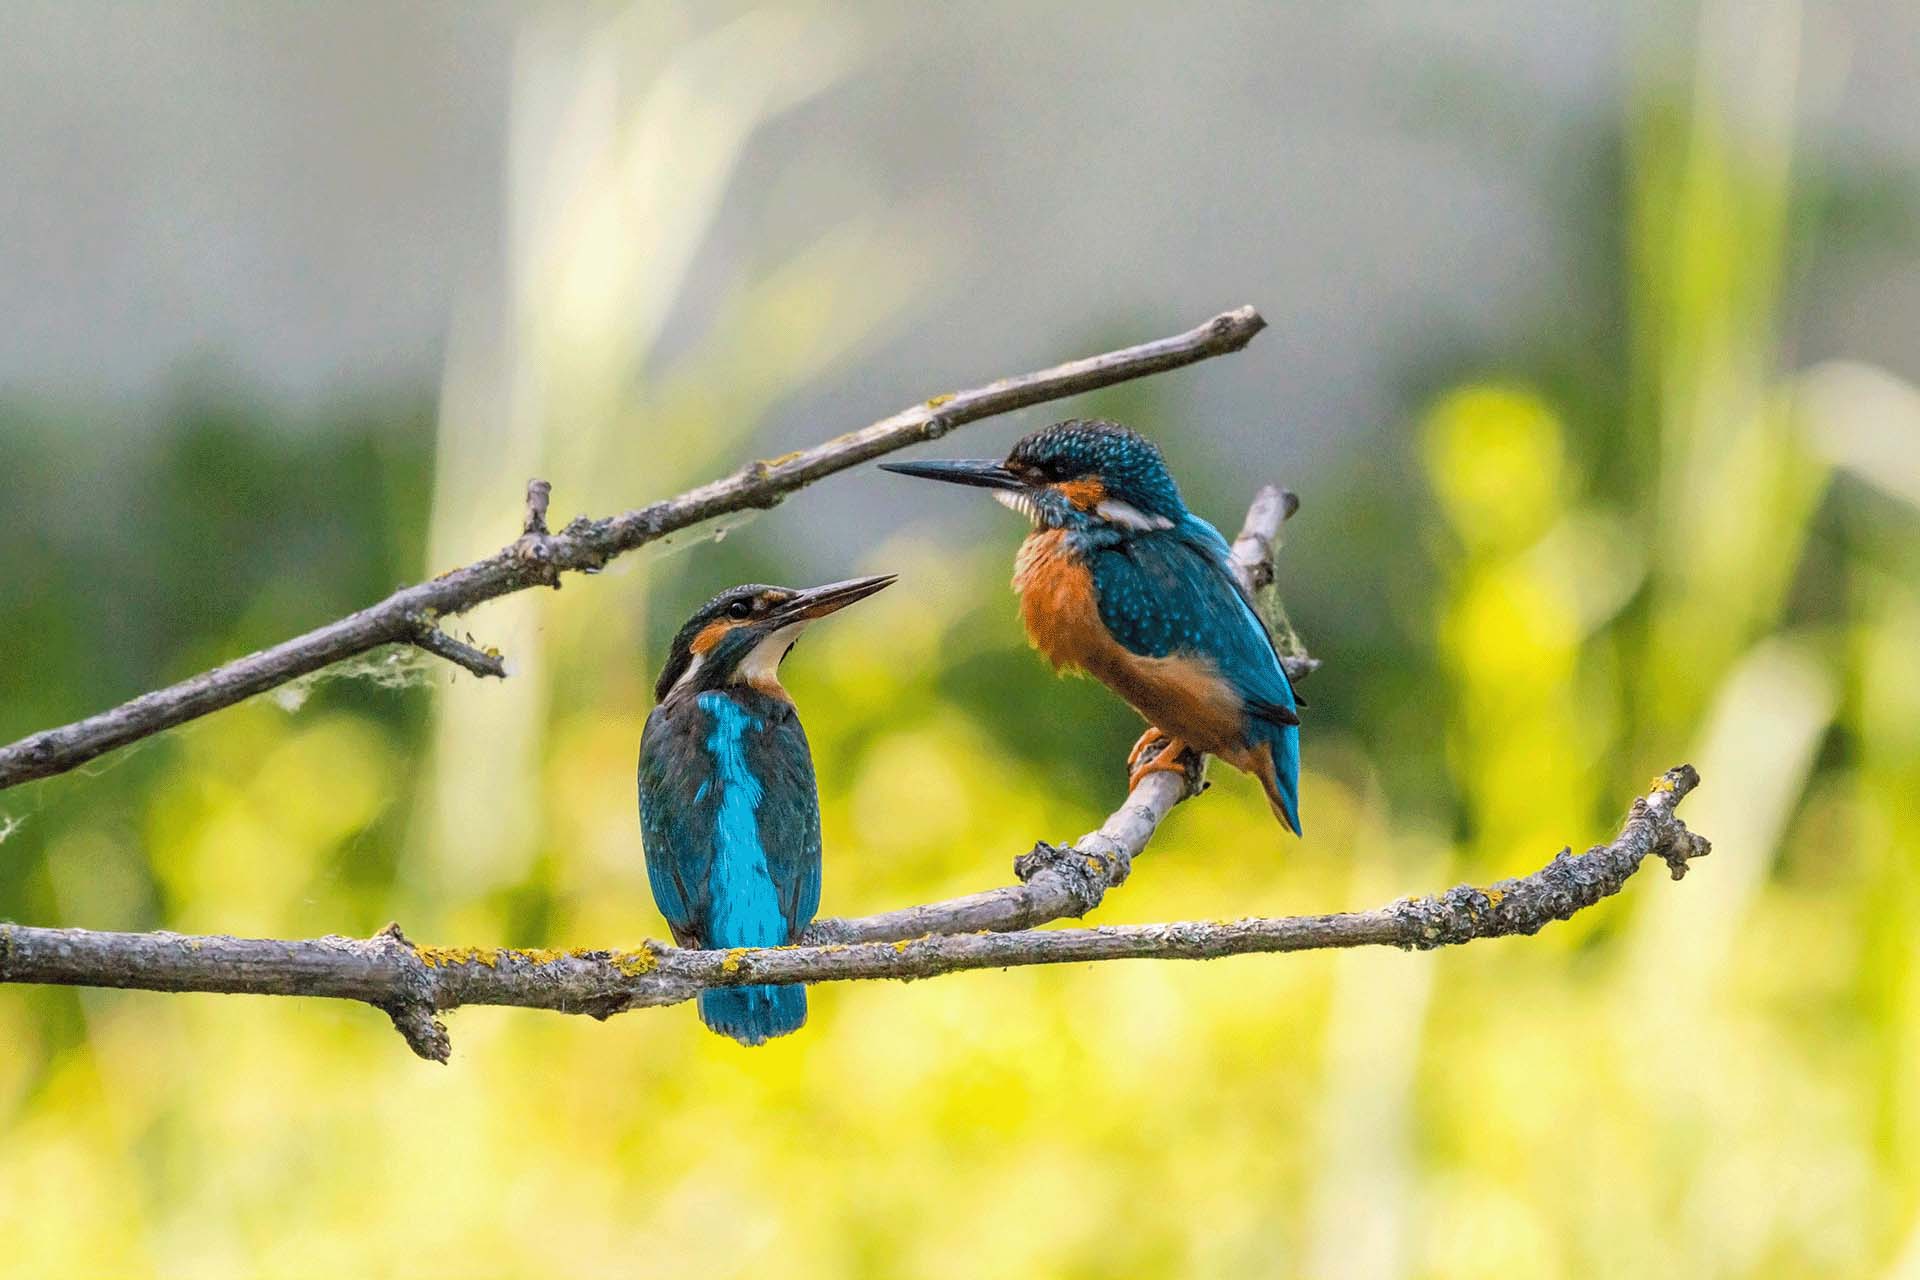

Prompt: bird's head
[
  {"left": 653, "top": 575, "right": 895, "bottom": 702},
  {"left": 880, "top": 419, "right": 1186, "bottom": 533}
]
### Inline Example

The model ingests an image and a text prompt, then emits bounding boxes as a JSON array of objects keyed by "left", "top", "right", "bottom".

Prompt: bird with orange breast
[{"left": 882, "top": 420, "right": 1302, "bottom": 834}]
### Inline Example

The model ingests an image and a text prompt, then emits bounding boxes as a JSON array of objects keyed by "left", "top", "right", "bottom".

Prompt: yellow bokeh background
[{"left": 5, "top": 4, "right": 1920, "bottom": 1276}]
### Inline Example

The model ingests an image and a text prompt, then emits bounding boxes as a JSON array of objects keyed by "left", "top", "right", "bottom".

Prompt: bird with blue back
[
  {"left": 637, "top": 574, "right": 895, "bottom": 1044},
  {"left": 882, "top": 420, "right": 1302, "bottom": 834}
]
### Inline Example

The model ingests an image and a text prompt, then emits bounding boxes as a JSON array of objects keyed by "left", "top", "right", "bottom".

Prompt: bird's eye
[{"left": 726, "top": 600, "right": 753, "bottom": 620}]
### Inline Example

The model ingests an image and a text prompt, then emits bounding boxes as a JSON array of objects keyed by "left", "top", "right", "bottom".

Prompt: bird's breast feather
[
  {"left": 1013, "top": 530, "right": 1244, "bottom": 749},
  {"left": 1014, "top": 530, "right": 1107, "bottom": 671}
]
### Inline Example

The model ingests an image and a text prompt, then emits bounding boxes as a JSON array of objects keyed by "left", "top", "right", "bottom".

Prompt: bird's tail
[
  {"left": 698, "top": 983, "right": 807, "bottom": 1046},
  {"left": 1246, "top": 724, "right": 1302, "bottom": 837}
]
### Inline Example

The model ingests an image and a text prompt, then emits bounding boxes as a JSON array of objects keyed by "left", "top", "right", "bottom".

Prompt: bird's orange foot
[
  {"left": 1126, "top": 727, "right": 1169, "bottom": 773},
  {"left": 1127, "top": 730, "right": 1193, "bottom": 791}
]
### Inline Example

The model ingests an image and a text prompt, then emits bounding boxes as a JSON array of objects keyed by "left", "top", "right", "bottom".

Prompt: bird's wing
[
  {"left": 637, "top": 700, "right": 718, "bottom": 947},
  {"left": 1089, "top": 519, "right": 1298, "bottom": 716},
  {"left": 1177, "top": 513, "right": 1287, "bottom": 660}
]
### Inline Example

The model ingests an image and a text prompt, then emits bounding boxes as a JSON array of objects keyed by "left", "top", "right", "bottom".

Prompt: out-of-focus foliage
[{"left": 4, "top": 6, "right": 1919, "bottom": 1277}]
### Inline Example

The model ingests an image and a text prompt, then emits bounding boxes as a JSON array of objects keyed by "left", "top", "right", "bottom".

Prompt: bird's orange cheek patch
[
  {"left": 1055, "top": 477, "right": 1106, "bottom": 510},
  {"left": 691, "top": 620, "right": 737, "bottom": 654}
]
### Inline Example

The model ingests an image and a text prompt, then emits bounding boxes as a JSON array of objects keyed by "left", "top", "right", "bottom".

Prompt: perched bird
[
  {"left": 882, "top": 420, "right": 1302, "bottom": 834},
  {"left": 638, "top": 575, "right": 895, "bottom": 1044}
]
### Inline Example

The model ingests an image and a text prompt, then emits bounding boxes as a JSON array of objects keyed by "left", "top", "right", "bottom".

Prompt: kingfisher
[
  {"left": 637, "top": 574, "right": 895, "bottom": 1044},
  {"left": 882, "top": 420, "right": 1301, "bottom": 834}
]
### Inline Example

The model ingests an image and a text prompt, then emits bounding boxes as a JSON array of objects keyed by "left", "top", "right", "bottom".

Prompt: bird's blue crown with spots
[{"left": 1009, "top": 419, "right": 1188, "bottom": 523}]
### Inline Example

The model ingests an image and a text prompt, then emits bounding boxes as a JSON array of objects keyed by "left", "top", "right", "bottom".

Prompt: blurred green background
[{"left": 4, "top": 3, "right": 1920, "bottom": 1276}]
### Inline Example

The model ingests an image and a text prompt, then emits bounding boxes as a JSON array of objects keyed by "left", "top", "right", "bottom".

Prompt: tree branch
[
  {"left": 0, "top": 767, "right": 1708, "bottom": 1063},
  {"left": 0, "top": 306, "right": 1268, "bottom": 791}
]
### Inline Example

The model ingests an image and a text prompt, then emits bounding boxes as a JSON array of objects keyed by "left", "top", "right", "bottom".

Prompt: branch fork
[
  {"left": 369, "top": 922, "right": 451, "bottom": 1063},
  {"left": 405, "top": 614, "right": 506, "bottom": 680}
]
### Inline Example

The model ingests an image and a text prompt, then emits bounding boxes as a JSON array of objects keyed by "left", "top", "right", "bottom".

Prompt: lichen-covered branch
[
  {"left": 0, "top": 306, "right": 1268, "bottom": 792},
  {"left": 0, "top": 768, "right": 1708, "bottom": 1062}
]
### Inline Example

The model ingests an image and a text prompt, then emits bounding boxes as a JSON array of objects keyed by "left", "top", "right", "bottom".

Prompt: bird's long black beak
[
  {"left": 772, "top": 574, "right": 897, "bottom": 625},
  {"left": 878, "top": 458, "right": 1027, "bottom": 491}
]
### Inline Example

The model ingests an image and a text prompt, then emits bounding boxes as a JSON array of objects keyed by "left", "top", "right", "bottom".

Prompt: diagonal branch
[
  {"left": 405, "top": 617, "right": 507, "bottom": 680},
  {"left": 0, "top": 306, "right": 1268, "bottom": 792},
  {"left": 0, "top": 768, "right": 1709, "bottom": 1062}
]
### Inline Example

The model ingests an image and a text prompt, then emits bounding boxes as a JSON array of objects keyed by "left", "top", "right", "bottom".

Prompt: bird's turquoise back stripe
[{"left": 696, "top": 692, "right": 787, "bottom": 949}]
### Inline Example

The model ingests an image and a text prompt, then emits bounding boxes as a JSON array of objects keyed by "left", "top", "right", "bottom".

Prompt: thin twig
[
  {"left": 0, "top": 768, "right": 1708, "bottom": 1063},
  {"left": 406, "top": 619, "right": 507, "bottom": 680},
  {"left": 0, "top": 306, "right": 1268, "bottom": 791},
  {"left": 522, "top": 478, "right": 552, "bottom": 537}
]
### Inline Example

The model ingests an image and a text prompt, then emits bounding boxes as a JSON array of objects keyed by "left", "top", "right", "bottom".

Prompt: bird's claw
[
  {"left": 1127, "top": 730, "right": 1194, "bottom": 791},
  {"left": 1126, "top": 727, "right": 1170, "bottom": 772}
]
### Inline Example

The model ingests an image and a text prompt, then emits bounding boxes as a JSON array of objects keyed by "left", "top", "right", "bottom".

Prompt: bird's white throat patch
[
  {"left": 993, "top": 488, "right": 1043, "bottom": 525},
  {"left": 992, "top": 487, "right": 1169, "bottom": 531},
  {"left": 1094, "top": 499, "right": 1173, "bottom": 531},
  {"left": 737, "top": 622, "right": 806, "bottom": 693},
  {"left": 664, "top": 621, "right": 809, "bottom": 699}
]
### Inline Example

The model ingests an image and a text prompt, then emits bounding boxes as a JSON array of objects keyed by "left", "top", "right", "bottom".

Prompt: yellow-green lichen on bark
[
  {"left": 609, "top": 946, "right": 656, "bottom": 977},
  {"left": 416, "top": 945, "right": 501, "bottom": 969}
]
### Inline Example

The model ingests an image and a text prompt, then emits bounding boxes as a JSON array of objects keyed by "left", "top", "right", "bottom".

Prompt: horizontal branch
[
  {"left": 0, "top": 306, "right": 1268, "bottom": 791},
  {"left": 0, "top": 768, "right": 1709, "bottom": 1062}
]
